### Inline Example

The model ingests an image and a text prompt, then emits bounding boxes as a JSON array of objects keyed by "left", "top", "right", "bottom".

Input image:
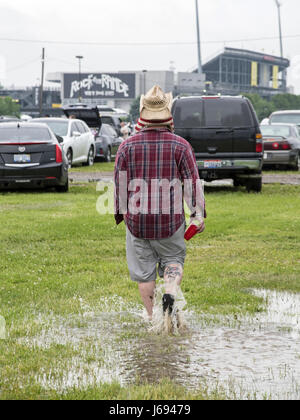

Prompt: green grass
[
  {"left": 0, "top": 183, "right": 299, "bottom": 399},
  {"left": 70, "top": 162, "right": 114, "bottom": 173}
]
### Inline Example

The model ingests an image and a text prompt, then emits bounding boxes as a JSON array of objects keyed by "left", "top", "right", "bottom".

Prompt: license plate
[
  {"left": 204, "top": 160, "right": 222, "bottom": 169},
  {"left": 14, "top": 154, "right": 31, "bottom": 163}
]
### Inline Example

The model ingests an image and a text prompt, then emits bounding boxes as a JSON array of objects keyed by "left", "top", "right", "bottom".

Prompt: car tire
[
  {"left": 105, "top": 147, "right": 112, "bottom": 163},
  {"left": 233, "top": 178, "right": 242, "bottom": 187},
  {"left": 246, "top": 177, "right": 262, "bottom": 193},
  {"left": 56, "top": 179, "right": 69, "bottom": 193},
  {"left": 66, "top": 149, "right": 73, "bottom": 169},
  {"left": 290, "top": 153, "right": 300, "bottom": 171},
  {"left": 83, "top": 146, "right": 94, "bottom": 167}
]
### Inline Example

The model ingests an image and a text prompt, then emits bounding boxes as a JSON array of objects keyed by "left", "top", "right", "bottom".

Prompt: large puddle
[{"left": 19, "top": 289, "right": 300, "bottom": 400}]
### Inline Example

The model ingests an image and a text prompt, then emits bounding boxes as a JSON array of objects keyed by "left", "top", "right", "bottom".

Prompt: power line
[
  {"left": 7, "top": 57, "right": 41, "bottom": 72},
  {"left": 0, "top": 34, "right": 300, "bottom": 47}
]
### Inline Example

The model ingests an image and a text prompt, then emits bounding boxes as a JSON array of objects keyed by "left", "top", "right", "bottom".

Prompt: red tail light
[
  {"left": 264, "top": 140, "right": 292, "bottom": 151},
  {"left": 256, "top": 142, "right": 263, "bottom": 153},
  {"left": 56, "top": 144, "right": 63, "bottom": 163},
  {"left": 281, "top": 141, "right": 291, "bottom": 150}
]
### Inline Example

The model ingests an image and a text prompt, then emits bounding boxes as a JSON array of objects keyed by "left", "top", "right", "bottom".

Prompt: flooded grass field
[
  {"left": 0, "top": 183, "right": 299, "bottom": 400},
  {"left": 16, "top": 288, "right": 300, "bottom": 400}
]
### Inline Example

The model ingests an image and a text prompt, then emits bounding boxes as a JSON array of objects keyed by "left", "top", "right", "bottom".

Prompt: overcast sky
[{"left": 0, "top": 0, "right": 300, "bottom": 93}]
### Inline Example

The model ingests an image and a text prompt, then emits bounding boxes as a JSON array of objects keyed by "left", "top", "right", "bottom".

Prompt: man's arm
[{"left": 178, "top": 145, "right": 206, "bottom": 222}]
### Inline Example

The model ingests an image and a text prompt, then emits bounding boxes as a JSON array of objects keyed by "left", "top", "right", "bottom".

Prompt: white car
[{"left": 32, "top": 118, "right": 96, "bottom": 167}]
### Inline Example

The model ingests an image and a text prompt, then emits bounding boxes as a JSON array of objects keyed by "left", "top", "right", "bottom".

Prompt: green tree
[
  {"left": 0, "top": 96, "right": 20, "bottom": 117},
  {"left": 270, "top": 93, "right": 300, "bottom": 111},
  {"left": 242, "top": 93, "right": 276, "bottom": 122},
  {"left": 129, "top": 95, "right": 141, "bottom": 123}
]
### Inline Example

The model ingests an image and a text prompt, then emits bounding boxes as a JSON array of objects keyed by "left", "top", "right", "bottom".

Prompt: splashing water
[{"left": 148, "top": 280, "right": 188, "bottom": 335}]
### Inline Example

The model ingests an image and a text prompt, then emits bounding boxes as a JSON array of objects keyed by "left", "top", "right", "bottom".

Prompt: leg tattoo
[{"left": 164, "top": 264, "right": 183, "bottom": 296}]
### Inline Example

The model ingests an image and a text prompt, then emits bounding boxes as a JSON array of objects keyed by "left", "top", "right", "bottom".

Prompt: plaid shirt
[{"left": 114, "top": 127, "right": 205, "bottom": 239}]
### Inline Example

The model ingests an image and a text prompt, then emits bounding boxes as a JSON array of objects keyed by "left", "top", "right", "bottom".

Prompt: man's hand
[{"left": 189, "top": 214, "right": 206, "bottom": 234}]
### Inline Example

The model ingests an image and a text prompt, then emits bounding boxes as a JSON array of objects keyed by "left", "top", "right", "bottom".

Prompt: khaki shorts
[{"left": 126, "top": 223, "right": 186, "bottom": 283}]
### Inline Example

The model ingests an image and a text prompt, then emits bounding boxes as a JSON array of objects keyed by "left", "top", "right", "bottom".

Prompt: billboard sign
[
  {"left": 63, "top": 73, "right": 136, "bottom": 100},
  {"left": 251, "top": 62, "right": 258, "bottom": 87}
]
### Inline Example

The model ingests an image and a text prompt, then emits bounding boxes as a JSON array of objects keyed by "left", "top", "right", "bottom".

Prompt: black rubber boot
[{"left": 162, "top": 294, "right": 175, "bottom": 316}]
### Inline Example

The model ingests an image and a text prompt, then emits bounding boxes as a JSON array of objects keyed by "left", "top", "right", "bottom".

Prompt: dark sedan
[
  {"left": 261, "top": 124, "right": 300, "bottom": 170},
  {"left": 95, "top": 123, "right": 123, "bottom": 162},
  {"left": 0, "top": 122, "right": 69, "bottom": 191}
]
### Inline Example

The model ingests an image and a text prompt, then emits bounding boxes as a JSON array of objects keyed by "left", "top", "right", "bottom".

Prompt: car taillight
[
  {"left": 256, "top": 133, "right": 263, "bottom": 153},
  {"left": 256, "top": 143, "right": 263, "bottom": 153},
  {"left": 281, "top": 141, "right": 291, "bottom": 150},
  {"left": 272, "top": 141, "right": 291, "bottom": 150},
  {"left": 56, "top": 144, "right": 63, "bottom": 163}
]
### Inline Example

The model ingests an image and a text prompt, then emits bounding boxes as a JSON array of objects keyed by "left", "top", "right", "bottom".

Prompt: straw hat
[{"left": 140, "top": 85, "right": 173, "bottom": 121}]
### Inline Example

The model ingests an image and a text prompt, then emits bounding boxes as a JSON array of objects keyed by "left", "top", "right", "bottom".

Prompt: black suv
[{"left": 172, "top": 96, "right": 263, "bottom": 192}]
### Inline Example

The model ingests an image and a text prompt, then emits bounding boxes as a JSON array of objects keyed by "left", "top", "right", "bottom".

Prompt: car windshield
[
  {"left": 271, "top": 114, "right": 300, "bottom": 125},
  {"left": 0, "top": 127, "right": 52, "bottom": 142},
  {"left": 261, "top": 125, "right": 291, "bottom": 138},
  {"left": 173, "top": 99, "right": 253, "bottom": 128},
  {"left": 35, "top": 120, "right": 69, "bottom": 137}
]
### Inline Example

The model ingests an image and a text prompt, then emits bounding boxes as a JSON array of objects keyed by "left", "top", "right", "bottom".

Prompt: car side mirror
[
  {"left": 72, "top": 131, "right": 81, "bottom": 137},
  {"left": 56, "top": 135, "right": 64, "bottom": 143}
]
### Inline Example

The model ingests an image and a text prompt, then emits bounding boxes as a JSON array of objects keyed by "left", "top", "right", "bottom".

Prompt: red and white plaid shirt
[{"left": 114, "top": 127, "right": 205, "bottom": 239}]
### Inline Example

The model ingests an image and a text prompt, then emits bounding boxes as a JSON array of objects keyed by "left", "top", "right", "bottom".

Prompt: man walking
[{"left": 114, "top": 85, "right": 206, "bottom": 325}]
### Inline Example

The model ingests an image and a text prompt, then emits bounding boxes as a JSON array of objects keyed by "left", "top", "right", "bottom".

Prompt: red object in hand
[{"left": 184, "top": 224, "right": 199, "bottom": 241}]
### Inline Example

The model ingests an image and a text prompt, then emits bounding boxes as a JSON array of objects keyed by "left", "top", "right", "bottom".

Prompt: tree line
[{"left": 242, "top": 93, "right": 300, "bottom": 122}]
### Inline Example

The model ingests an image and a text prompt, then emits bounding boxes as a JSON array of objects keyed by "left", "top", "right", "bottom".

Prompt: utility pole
[
  {"left": 39, "top": 47, "right": 45, "bottom": 116},
  {"left": 195, "top": 0, "right": 202, "bottom": 74},
  {"left": 76, "top": 55, "right": 83, "bottom": 102}
]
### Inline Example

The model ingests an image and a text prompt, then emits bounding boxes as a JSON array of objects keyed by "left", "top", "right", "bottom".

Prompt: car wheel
[
  {"left": 105, "top": 147, "right": 112, "bottom": 163},
  {"left": 246, "top": 177, "right": 262, "bottom": 193},
  {"left": 56, "top": 179, "right": 69, "bottom": 193},
  {"left": 66, "top": 149, "right": 73, "bottom": 169},
  {"left": 233, "top": 178, "right": 242, "bottom": 187},
  {"left": 83, "top": 146, "right": 94, "bottom": 166},
  {"left": 291, "top": 153, "right": 300, "bottom": 171}
]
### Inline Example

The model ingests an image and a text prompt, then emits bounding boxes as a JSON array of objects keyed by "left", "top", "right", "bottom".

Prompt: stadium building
[{"left": 200, "top": 47, "right": 290, "bottom": 98}]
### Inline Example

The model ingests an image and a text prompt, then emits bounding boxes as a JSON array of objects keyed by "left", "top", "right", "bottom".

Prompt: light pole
[
  {"left": 274, "top": 0, "right": 284, "bottom": 58},
  {"left": 142, "top": 69, "right": 147, "bottom": 94},
  {"left": 274, "top": 1, "right": 286, "bottom": 89},
  {"left": 76, "top": 55, "right": 83, "bottom": 102},
  {"left": 195, "top": 0, "right": 202, "bottom": 74}
]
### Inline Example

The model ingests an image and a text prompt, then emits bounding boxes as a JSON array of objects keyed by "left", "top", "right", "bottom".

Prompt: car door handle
[{"left": 208, "top": 147, "right": 217, "bottom": 153}]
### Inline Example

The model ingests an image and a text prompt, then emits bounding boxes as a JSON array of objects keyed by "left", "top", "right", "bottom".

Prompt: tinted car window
[
  {"left": 173, "top": 99, "right": 253, "bottom": 128},
  {"left": 0, "top": 127, "right": 52, "bottom": 142},
  {"left": 173, "top": 99, "right": 204, "bottom": 128},
  {"left": 34, "top": 120, "right": 69, "bottom": 137},
  {"left": 204, "top": 99, "right": 253, "bottom": 127},
  {"left": 101, "top": 116, "right": 113, "bottom": 125},
  {"left": 271, "top": 113, "right": 300, "bottom": 125}
]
